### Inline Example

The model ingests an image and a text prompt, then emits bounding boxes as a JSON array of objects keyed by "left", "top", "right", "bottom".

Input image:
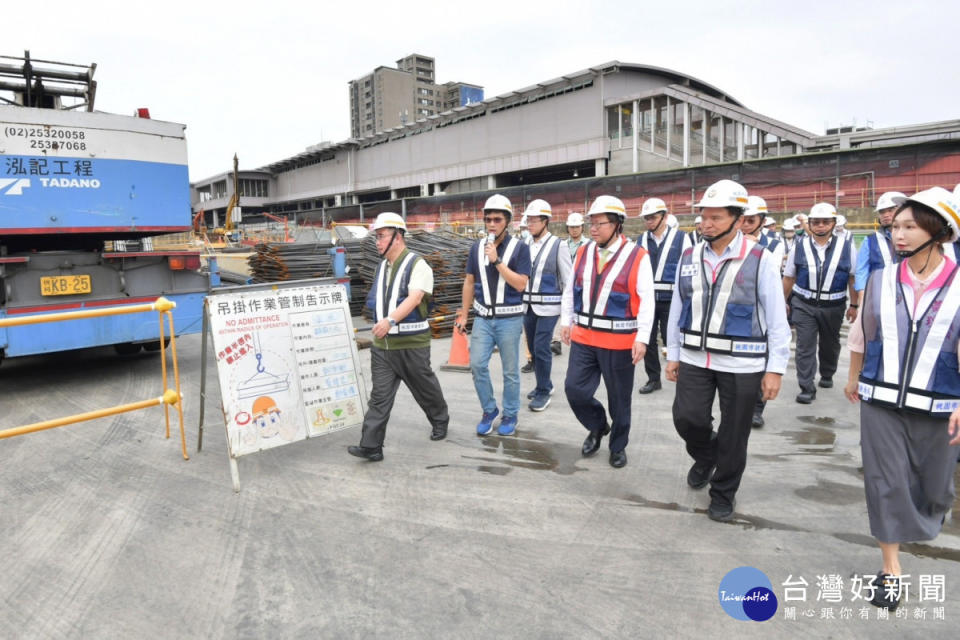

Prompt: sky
[{"left": 5, "top": 0, "right": 958, "bottom": 182}]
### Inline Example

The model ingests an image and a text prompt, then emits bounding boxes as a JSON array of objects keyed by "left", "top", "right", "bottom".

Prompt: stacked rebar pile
[{"left": 247, "top": 242, "right": 335, "bottom": 282}]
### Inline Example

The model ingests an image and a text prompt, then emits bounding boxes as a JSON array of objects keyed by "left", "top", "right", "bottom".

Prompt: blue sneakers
[
  {"left": 476, "top": 409, "right": 499, "bottom": 435},
  {"left": 528, "top": 394, "right": 551, "bottom": 412},
  {"left": 497, "top": 415, "right": 518, "bottom": 436}
]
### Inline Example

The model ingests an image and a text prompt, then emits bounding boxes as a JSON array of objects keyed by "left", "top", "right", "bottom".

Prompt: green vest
[{"left": 372, "top": 248, "right": 432, "bottom": 350}]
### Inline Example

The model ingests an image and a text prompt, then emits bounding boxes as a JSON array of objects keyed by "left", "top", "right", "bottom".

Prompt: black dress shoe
[
  {"left": 638, "top": 380, "right": 662, "bottom": 395},
  {"left": 521, "top": 361, "right": 534, "bottom": 373},
  {"left": 581, "top": 424, "right": 611, "bottom": 457},
  {"left": 609, "top": 450, "right": 627, "bottom": 468},
  {"left": 868, "top": 572, "right": 902, "bottom": 610},
  {"left": 818, "top": 377, "right": 833, "bottom": 388},
  {"left": 550, "top": 340, "right": 562, "bottom": 356},
  {"left": 430, "top": 425, "right": 448, "bottom": 441},
  {"left": 687, "top": 461, "right": 715, "bottom": 489},
  {"left": 707, "top": 498, "right": 735, "bottom": 522},
  {"left": 796, "top": 390, "right": 816, "bottom": 404},
  {"left": 751, "top": 414, "right": 765, "bottom": 429},
  {"left": 347, "top": 445, "right": 384, "bottom": 461}
]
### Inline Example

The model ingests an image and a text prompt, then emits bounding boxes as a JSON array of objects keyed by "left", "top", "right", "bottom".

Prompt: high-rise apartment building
[{"left": 349, "top": 54, "right": 483, "bottom": 138}]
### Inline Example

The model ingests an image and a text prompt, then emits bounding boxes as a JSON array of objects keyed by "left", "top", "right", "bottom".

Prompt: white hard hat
[
  {"left": 666, "top": 214, "right": 679, "bottom": 228},
  {"left": 694, "top": 215, "right": 702, "bottom": 224},
  {"left": 373, "top": 212, "right": 406, "bottom": 232},
  {"left": 641, "top": 197, "right": 668, "bottom": 217},
  {"left": 809, "top": 203, "right": 837, "bottom": 219},
  {"left": 743, "top": 195, "right": 768, "bottom": 218},
  {"left": 518, "top": 214, "right": 529, "bottom": 228},
  {"left": 894, "top": 187, "right": 960, "bottom": 243},
  {"left": 483, "top": 193, "right": 513, "bottom": 216},
  {"left": 586, "top": 195, "right": 627, "bottom": 220},
  {"left": 763, "top": 216, "right": 776, "bottom": 227},
  {"left": 876, "top": 191, "right": 906, "bottom": 212},
  {"left": 836, "top": 214, "right": 847, "bottom": 226},
  {"left": 795, "top": 213, "right": 808, "bottom": 222},
  {"left": 783, "top": 219, "right": 797, "bottom": 231},
  {"left": 524, "top": 199, "right": 552, "bottom": 218},
  {"left": 566, "top": 212, "right": 584, "bottom": 226},
  {"left": 955, "top": 184, "right": 960, "bottom": 200},
  {"left": 694, "top": 179, "right": 749, "bottom": 209}
]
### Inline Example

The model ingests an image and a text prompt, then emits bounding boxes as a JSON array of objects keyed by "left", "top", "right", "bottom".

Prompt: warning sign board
[{"left": 207, "top": 283, "right": 366, "bottom": 459}]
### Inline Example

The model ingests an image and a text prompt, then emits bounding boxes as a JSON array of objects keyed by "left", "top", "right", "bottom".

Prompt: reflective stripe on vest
[
  {"left": 371, "top": 251, "right": 430, "bottom": 335},
  {"left": 523, "top": 233, "right": 562, "bottom": 305},
  {"left": 867, "top": 231, "right": 895, "bottom": 273},
  {"left": 573, "top": 239, "right": 642, "bottom": 333},
  {"left": 640, "top": 226, "right": 685, "bottom": 300},
  {"left": 475, "top": 236, "right": 523, "bottom": 317},
  {"left": 791, "top": 235, "right": 851, "bottom": 302},
  {"left": 859, "top": 261, "right": 960, "bottom": 416},
  {"left": 677, "top": 239, "right": 767, "bottom": 357}
]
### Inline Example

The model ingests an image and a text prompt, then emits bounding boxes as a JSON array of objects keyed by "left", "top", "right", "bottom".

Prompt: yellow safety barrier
[{"left": 0, "top": 297, "right": 190, "bottom": 460}]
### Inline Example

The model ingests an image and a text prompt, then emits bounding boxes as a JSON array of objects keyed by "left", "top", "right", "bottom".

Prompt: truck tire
[{"left": 113, "top": 342, "right": 143, "bottom": 355}]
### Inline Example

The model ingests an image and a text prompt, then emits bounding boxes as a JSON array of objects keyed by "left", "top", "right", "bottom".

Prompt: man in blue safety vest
[
  {"left": 521, "top": 199, "right": 572, "bottom": 412},
  {"left": 457, "top": 194, "right": 532, "bottom": 437},
  {"left": 636, "top": 197, "right": 690, "bottom": 395},
  {"left": 855, "top": 191, "right": 906, "bottom": 292},
  {"left": 783, "top": 202, "right": 859, "bottom": 404},
  {"left": 348, "top": 212, "right": 450, "bottom": 461},
  {"left": 666, "top": 179, "right": 791, "bottom": 521}
]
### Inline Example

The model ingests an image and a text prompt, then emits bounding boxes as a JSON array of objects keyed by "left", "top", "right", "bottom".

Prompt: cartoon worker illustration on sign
[{"left": 251, "top": 395, "right": 299, "bottom": 441}]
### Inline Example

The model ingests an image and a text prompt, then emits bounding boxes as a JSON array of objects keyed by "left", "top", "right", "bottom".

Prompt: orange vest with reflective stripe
[{"left": 571, "top": 238, "right": 646, "bottom": 350}]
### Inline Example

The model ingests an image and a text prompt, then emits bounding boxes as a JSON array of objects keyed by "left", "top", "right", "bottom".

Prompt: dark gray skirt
[{"left": 860, "top": 401, "right": 960, "bottom": 543}]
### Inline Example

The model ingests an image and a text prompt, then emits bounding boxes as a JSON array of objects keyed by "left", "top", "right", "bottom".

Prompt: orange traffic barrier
[
  {"left": 0, "top": 297, "right": 189, "bottom": 459},
  {"left": 441, "top": 316, "right": 471, "bottom": 372}
]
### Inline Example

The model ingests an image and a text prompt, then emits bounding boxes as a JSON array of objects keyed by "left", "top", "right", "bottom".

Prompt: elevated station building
[{"left": 192, "top": 61, "right": 960, "bottom": 229}]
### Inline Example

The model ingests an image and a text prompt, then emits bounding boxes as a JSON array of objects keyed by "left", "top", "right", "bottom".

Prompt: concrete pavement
[{"left": 1, "top": 328, "right": 958, "bottom": 638}]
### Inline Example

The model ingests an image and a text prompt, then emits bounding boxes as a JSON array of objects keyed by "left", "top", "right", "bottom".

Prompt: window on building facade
[{"left": 212, "top": 180, "right": 227, "bottom": 199}]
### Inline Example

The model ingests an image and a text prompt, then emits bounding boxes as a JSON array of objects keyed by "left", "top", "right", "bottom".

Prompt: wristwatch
[
  {"left": 492, "top": 258, "right": 502, "bottom": 267},
  {"left": 388, "top": 317, "right": 397, "bottom": 327}
]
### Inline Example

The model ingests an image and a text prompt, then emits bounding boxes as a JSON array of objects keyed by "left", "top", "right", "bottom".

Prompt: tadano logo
[
  {"left": 718, "top": 566, "right": 778, "bottom": 621},
  {"left": 0, "top": 178, "right": 30, "bottom": 195}
]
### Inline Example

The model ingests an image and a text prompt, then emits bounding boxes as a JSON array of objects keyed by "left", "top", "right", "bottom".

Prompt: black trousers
[
  {"left": 642, "top": 299, "right": 671, "bottom": 383},
  {"left": 565, "top": 341, "right": 635, "bottom": 453},
  {"left": 359, "top": 346, "right": 449, "bottom": 448},
  {"left": 673, "top": 362, "right": 764, "bottom": 506},
  {"left": 792, "top": 297, "right": 844, "bottom": 392}
]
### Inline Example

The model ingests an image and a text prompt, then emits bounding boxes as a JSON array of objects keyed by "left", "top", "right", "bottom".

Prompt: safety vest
[
  {"left": 676, "top": 239, "right": 768, "bottom": 357},
  {"left": 571, "top": 238, "right": 646, "bottom": 350},
  {"left": 758, "top": 232, "right": 781, "bottom": 254},
  {"left": 791, "top": 235, "right": 852, "bottom": 304},
  {"left": 473, "top": 236, "right": 525, "bottom": 318},
  {"left": 365, "top": 250, "right": 430, "bottom": 335},
  {"left": 523, "top": 233, "right": 563, "bottom": 308},
  {"left": 943, "top": 242, "right": 959, "bottom": 263},
  {"left": 865, "top": 230, "right": 896, "bottom": 273},
  {"left": 858, "top": 262, "right": 960, "bottom": 416},
  {"left": 639, "top": 226, "right": 685, "bottom": 302}
]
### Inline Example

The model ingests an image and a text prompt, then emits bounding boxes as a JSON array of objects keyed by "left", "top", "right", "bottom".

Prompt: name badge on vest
[{"left": 680, "top": 264, "right": 699, "bottom": 278}]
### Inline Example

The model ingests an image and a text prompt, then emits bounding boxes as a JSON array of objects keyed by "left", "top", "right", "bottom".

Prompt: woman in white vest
[{"left": 844, "top": 186, "right": 960, "bottom": 611}]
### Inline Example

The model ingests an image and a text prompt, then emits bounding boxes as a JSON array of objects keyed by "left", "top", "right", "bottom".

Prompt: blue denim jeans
[
  {"left": 470, "top": 315, "right": 523, "bottom": 418},
  {"left": 523, "top": 309, "right": 559, "bottom": 398}
]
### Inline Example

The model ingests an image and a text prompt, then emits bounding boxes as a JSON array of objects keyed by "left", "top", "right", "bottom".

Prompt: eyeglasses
[
  {"left": 809, "top": 219, "right": 834, "bottom": 226},
  {"left": 589, "top": 221, "right": 614, "bottom": 228},
  {"left": 483, "top": 216, "right": 505, "bottom": 223}
]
